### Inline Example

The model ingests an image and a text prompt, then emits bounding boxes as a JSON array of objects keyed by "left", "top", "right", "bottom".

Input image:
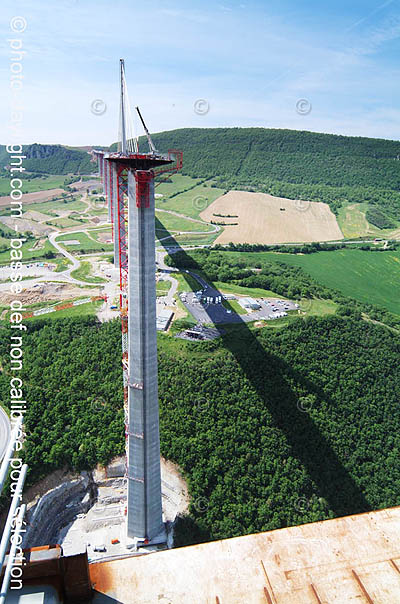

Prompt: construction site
[{"left": 20, "top": 456, "right": 189, "bottom": 561}]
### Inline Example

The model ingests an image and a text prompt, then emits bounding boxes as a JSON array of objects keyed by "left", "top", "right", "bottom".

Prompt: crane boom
[{"left": 135, "top": 106, "right": 158, "bottom": 154}]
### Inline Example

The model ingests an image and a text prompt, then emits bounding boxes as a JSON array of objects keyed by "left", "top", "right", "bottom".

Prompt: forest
[
  {"left": 0, "top": 144, "right": 94, "bottom": 175},
  {"left": 0, "top": 314, "right": 399, "bottom": 546},
  {"left": 1, "top": 126, "right": 398, "bottom": 217},
  {"left": 365, "top": 205, "right": 396, "bottom": 229},
  {"left": 0, "top": 318, "right": 124, "bottom": 486},
  {"left": 148, "top": 127, "right": 400, "bottom": 219}
]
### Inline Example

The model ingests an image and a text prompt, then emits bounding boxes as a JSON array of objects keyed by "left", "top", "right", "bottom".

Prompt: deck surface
[{"left": 90, "top": 506, "right": 400, "bottom": 603}]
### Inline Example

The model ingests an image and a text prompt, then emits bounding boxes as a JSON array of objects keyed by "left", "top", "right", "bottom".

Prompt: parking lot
[{"left": 179, "top": 273, "right": 298, "bottom": 325}]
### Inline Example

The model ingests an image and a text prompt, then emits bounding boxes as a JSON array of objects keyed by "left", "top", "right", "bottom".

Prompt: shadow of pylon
[{"left": 155, "top": 215, "right": 371, "bottom": 519}]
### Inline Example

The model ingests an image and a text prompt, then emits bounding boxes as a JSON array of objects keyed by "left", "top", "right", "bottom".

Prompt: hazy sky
[{"left": 2, "top": 0, "right": 400, "bottom": 145}]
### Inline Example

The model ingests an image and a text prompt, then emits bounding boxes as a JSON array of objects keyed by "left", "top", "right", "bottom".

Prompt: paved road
[
  {"left": 157, "top": 273, "right": 178, "bottom": 306},
  {"left": 0, "top": 226, "right": 111, "bottom": 292},
  {"left": 0, "top": 407, "right": 11, "bottom": 461},
  {"left": 48, "top": 231, "right": 80, "bottom": 273},
  {"left": 48, "top": 228, "right": 112, "bottom": 286},
  {"left": 155, "top": 250, "right": 178, "bottom": 272},
  {"left": 155, "top": 251, "right": 179, "bottom": 307}
]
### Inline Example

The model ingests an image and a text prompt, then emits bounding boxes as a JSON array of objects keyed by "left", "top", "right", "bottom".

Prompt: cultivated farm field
[{"left": 201, "top": 191, "right": 344, "bottom": 244}]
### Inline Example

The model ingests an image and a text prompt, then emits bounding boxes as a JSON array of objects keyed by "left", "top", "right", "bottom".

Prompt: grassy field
[
  {"left": 222, "top": 298, "right": 247, "bottom": 314},
  {"left": 155, "top": 174, "right": 199, "bottom": 197},
  {"left": 22, "top": 197, "right": 88, "bottom": 216},
  {"left": 0, "top": 239, "right": 58, "bottom": 265},
  {"left": 21, "top": 299, "right": 104, "bottom": 321},
  {"left": 90, "top": 229, "right": 112, "bottom": 243},
  {"left": 224, "top": 249, "right": 400, "bottom": 315},
  {"left": 155, "top": 211, "right": 212, "bottom": 233},
  {"left": 0, "top": 175, "right": 66, "bottom": 197},
  {"left": 46, "top": 217, "right": 87, "bottom": 228},
  {"left": 70, "top": 261, "right": 106, "bottom": 283},
  {"left": 158, "top": 231, "right": 220, "bottom": 247},
  {"left": 337, "top": 203, "right": 371, "bottom": 239},
  {"left": 337, "top": 202, "right": 400, "bottom": 239},
  {"left": 304, "top": 299, "right": 338, "bottom": 316},
  {"left": 155, "top": 174, "right": 225, "bottom": 219},
  {"left": 56, "top": 231, "right": 113, "bottom": 252},
  {"left": 156, "top": 280, "right": 172, "bottom": 296},
  {"left": 53, "top": 257, "right": 73, "bottom": 272},
  {"left": 174, "top": 271, "right": 203, "bottom": 293}
]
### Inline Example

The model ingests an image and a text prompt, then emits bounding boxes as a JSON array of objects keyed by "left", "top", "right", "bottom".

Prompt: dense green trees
[
  {"left": 0, "top": 313, "right": 399, "bottom": 545},
  {"left": 366, "top": 206, "right": 396, "bottom": 229},
  {"left": 0, "top": 144, "right": 94, "bottom": 175},
  {"left": 161, "top": 316, "right": 400, "bottom": 543},
  {"left": 147, "top": 128, "right": 400, "bottom": 218},
  {"left": 0, "top": 317, "right": 124, "bottom": 484}
]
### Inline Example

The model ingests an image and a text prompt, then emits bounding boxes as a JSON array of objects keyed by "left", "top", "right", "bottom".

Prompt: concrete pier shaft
[{"left": 126, "top": 169, "right": 164, "bottom": 540}]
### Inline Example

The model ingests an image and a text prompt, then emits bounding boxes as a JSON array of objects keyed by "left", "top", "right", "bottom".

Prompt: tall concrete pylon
[
  {"left": 104, "top": 59, "right": 179, "bottom": 543},
  {"left": 106, "top": 157, "right": 170, "bottom": 541},
  {"left": 126, "top": 170, "right": 164, "bottom": 539}
]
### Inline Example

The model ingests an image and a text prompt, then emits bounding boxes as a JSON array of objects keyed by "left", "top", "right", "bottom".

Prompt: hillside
[
  {"left": 146, "top": 128, "right": 400, "bottom": 220},
  {"left": 1, "top": 128, "right": 399, "bottom": 227},
  {"left": 0, "top": 143, "right": 94, "bottom": 175}
]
